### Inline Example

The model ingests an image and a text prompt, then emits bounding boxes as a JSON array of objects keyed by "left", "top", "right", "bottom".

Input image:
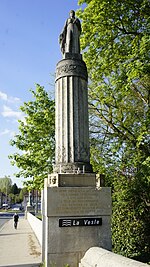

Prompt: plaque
[{"left": 59, "top": 217, "right": 102, "bottom": 227}]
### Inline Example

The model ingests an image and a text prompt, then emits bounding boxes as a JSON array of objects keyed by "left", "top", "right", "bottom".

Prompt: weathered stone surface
[
  {"left": 79, "top": 247, "right": 149, "bottom": 267},
  {"left": 44, "top": 186, "right": 111, "bottom": 217},
  {"left": 64, "top": 52, "right": 82, "bottom": 60},
  {"left": 56, "top": 58, "right": 88, "bottom": 81},
  {"left": 47, "top": 173, "right": 96, "bottom": 187},
  {"left": 54, "top": 57, "right": 92, "bottom": 173},
  {"left": 47, "top": 252, "right": 83, "bottom": 267},
  {"left": 53, "top": 162, "right": 93, "bottom": 174},
  {"left": 47, "top": 216, "right": 111, "bottom": 253},
  {"left": 43, "top": 186, "right": 112, "bottom": 267}
]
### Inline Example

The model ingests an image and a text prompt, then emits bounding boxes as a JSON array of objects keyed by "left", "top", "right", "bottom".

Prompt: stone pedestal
[
  {"left": 42, "top": 174, "right": 112, "bottom": 267},
  {"left": 43, "top": 48, "right": 112, "bottom": 266},
  {"left": 48, "top": 173, "right": 96, "bottom": 187}
]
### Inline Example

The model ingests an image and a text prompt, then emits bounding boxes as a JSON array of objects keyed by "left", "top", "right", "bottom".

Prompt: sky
[{"left": 0, "top": 0, "right": 83, "bottom": 188}]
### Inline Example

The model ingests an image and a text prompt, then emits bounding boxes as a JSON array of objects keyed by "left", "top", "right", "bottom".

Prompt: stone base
[
  {"left": 43, "top": 183, "right": 112, "bottom": 267},
  {"left": 53, "top": 162, "right": 93, "bottom": 174},
  {"left": 47, "top": 173, "right": 96, "bottom": 187},
  {"left": 63, "top": 52, "right": 82, "bottom": 60},
  {"left": 45, "top": 216, "right": 111, "bottom": 267}
]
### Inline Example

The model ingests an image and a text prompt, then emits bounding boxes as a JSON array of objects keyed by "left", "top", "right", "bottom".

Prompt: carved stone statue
[{"left": 59, "top": 10, "right": 81, "bottom": 54}]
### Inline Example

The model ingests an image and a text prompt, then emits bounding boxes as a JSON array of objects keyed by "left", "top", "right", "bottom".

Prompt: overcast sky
[{"left": 0, "top": 0, "right": 83, "bottom": 187}]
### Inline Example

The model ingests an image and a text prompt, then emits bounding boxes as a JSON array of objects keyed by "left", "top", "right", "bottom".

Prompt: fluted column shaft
[{"left": 54, "top": 56, "right": 92, "bottom": 173}]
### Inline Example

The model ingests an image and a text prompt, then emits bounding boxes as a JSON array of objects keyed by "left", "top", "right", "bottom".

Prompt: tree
[
  {"left": 11, "top": 183, "right": 20, "bottom": 195},
  {"left": 9, "top": 84, "right": 55, "bottom": 189},
  {"left": 8, "top": 193, "right": 15, "bottom": 205},
  {"left": 77, "top": 0, "right": 150, "bottom": 262},
  {"left": 0, "top": 176, "right": 12, "bottom": 196},
  {"left": 18, "top": 187, "right": 28, "bottom": 203}
]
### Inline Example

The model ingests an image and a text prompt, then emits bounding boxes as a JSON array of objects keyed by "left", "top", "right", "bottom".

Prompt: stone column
[{"left": 54, "top": 53, "right": 93, "bottom": 173}]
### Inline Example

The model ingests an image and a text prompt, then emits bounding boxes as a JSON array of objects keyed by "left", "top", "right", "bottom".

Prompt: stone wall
[
  {"left": 79, "top": 247, "right": 149, "bottom": 267},
  {"left": 27, "top": 212, "right": 42, "bottom": 246}
]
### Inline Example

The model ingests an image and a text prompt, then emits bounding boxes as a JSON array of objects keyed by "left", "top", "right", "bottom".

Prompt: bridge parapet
[{"left": 79, "top": 247, "right": 149, "bottom": 267}]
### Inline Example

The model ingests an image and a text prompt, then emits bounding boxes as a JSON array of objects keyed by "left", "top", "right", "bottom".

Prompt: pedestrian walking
[{"left": 13, "top": 213, "right": 19, "bottom": 229}]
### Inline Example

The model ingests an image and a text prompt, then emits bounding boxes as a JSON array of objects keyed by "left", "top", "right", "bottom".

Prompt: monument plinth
[{"left": 42, "top": 10, "right": 112, "bottom": 267}]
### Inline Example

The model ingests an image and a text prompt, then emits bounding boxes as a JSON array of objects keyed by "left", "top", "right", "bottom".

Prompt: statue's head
[{"left": 69, "top": 10, "right": 75, "bottom": 17}]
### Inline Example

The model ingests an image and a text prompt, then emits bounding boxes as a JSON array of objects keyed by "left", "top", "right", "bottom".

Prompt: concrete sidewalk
[{"left": 0, "top": 217, "right": 42, "bottom": 267}]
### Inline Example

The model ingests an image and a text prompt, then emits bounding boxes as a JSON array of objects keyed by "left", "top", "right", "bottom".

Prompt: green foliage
[
  {"left": 77, "top": 0, "right": 150, "bottom": 262},
  {"left": 49, "top": 264, "right": 69, "bottom": 267},
  {"left": 11, "top": 183, "right": 20, "bottom": 195},
  {"left": 0, "top": 177, "right": 24, "bottom": 204},
  {"left": 112, "top": 174, "right": 150, "bottom": 262},
  {"left": 0, "top": 176, "right": 12, "bottom": 194},
  {"left": 8, "top": 193, "right": 16, "bottom": 204},
  {"left": 9, "top": 84, "right": 55, "bottom": 190},
  {"left": 39, "top": 262, "right": 45, "bottom": 267}
]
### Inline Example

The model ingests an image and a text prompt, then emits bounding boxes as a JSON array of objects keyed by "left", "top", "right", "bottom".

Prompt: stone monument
[
  {"left": 54, "top": 9, "right": 92, "bottom": 175},
  {"left": 42, "top": 10, "right": 112, "bottom": 267}
]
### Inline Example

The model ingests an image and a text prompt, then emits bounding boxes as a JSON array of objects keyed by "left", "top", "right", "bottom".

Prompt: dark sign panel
[{"left": 59, "top": 217, "right": 102, "bottom": 227}]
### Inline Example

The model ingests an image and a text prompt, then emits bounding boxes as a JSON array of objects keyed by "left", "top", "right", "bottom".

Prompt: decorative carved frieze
[{"left": 56, "top": 59, "right": 88, "bottom": 81}]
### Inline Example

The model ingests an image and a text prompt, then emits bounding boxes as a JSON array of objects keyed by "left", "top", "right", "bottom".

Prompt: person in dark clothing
[{"left": 13, "top": 213, "right": 19, "bottom": 229}]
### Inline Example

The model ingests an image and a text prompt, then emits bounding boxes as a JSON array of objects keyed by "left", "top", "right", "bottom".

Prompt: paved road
[
  {"left": 0, "top": 212, "right": 24, "bottom": 217},
  {"left": 0, "top": 218, "right": 10, "bottom": 228},
  {"left": 0, "top": 217, "right": 42, "bottom": 267}
]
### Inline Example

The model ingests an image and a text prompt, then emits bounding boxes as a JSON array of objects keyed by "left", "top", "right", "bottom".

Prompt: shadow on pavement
[{"left": 0, "top": 231, "right": 33, "bottom": 236}]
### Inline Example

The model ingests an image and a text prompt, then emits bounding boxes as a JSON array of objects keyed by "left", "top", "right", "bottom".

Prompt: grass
[
  {"left": 0, "top": 209, "right": 22, "bottom": 213},
  {"left": 40, "top": 262, "right": 70, "bottom": 267}
]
